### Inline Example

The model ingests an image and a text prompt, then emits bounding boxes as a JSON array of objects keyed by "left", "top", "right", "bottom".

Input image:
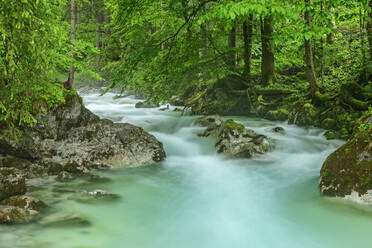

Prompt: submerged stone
[
  {"left": 68, "top": 189, "right": 120, "bottom": 204},
  {"left": 272, "top": 126, "right": 285, "bottom": 134},
  {"left": 0, "top": 206, "right": 40, "bottom": 225},
  {"left": 135, "top": 101, "right": 159, "bottom": 108},
  {"left": 1, "top": 196, "right": 47, "bottom": 211},
  {"left": 39, "top": 212, "right": 91, "bottom": 227}
]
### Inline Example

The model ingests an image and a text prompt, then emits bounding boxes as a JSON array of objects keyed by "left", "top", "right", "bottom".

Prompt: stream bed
[{"left": 1, "top": 93, "right": 372, "bottom": 248}]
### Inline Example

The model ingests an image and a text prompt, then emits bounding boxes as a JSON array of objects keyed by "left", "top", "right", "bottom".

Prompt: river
[{"left": 1, "top": 93, "right": 372, "bottom": 248}]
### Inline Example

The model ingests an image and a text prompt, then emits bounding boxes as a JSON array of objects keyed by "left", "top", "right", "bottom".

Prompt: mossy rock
[
  {"left": 324, "top": 130, "right": 336, "bottom": 140},
  {"left": 224, "top": 119, "right": 245, "bottom": 134},
  {"left": 319, "top": 114, "right": 372, "bottom": 197},
  {"left": 288, "top": 103, "right": 319, "bottom": 126},
  {"left": 321, "top": 118, "right": 337, "bottom": 130},
  {"left": 265, "top": 108, "right": 289, "bottom": 121}
]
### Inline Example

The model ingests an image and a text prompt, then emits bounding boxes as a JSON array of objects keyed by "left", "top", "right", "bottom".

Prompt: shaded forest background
[{"left": 1, "top": 0, "right": 372, "bottom": 139}]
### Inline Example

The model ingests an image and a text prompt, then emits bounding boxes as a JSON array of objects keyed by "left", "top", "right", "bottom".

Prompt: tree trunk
[
  {"left": 65, "top": 0, "right": 76, "bottom": 90},
  {"left": 227, "top": 21, "right": 237, "bottom": 69},
  {"left": 261, "top": 15, "right": 274, "bottom": 86},
  {"left": 304, "top": 0, "right": 320, "bottom": 95},
  {"left": 95, "top": 0, "right": 104, "bottom": 70},
  {"left": 367, "top": 1, "right": 372, "bottom": 61},
  {"left": 243, "top": 14, "right": 254, "bottom": 81}
]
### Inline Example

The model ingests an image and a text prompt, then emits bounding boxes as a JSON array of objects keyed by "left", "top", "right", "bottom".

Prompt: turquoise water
[{"left": 1, "top": 93, "right": 372, "bottom": 248}]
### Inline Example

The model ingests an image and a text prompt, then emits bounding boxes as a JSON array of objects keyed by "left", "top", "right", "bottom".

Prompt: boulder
[
  {"left": 288, "top": 103, "right": 319, "bottom": 126},
  {"left": 197, "top": 118, "right": 271, "bottom": 158},
  {"left": 0, "top": 206, "right": 40, "bottom": 224},
  {"left": 56, "top": 171, "right": 77, "bottom": 182},
  {"left": 265, "top": 109, "right": 289, "bottom": 121},
  {"left": 169, "top": 96, "right": 184, "bottom": 106},
  {"left": 195, "top": 115, "right": 224, "bottom": 127},
  {"left": 0, "top": 96, "right": 166, "bottom": 174},
  {"left": 1, "top": 196, "right": 47, "bottom": 211},
  {"left": 272, "top": 126, "right": 285, "bottom": 134},
  {"left": 69, "top": 189, "right": 120, "bottom": 204},
  {"left": 39, "top": 212, "right": 91, "bottom": 227},
  {"left": 324, "top": 130, "right": 336, "bottom": 140},
  {"left": 0, "top": 174, "right": 26, "bottom": 201},
  {"left": 319, "top": 114, "right": 372, "bottom": 198},
  {"left": 135, "top": 101, "right": 159, "bottom": 108}
]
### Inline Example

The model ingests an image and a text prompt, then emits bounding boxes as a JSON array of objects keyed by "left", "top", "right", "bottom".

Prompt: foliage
[{"left": 0, "top": 0, "right": 70, "bottom": 134}]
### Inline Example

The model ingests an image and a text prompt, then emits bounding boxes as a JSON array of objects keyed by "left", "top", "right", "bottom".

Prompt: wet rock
[
  {"left": 288, "top": 103, "right": 319, "bottom": 126},
  {"left": 56, "top": 171, "right": 77, "bottom": 182},
  {"left": 169, "top": 96, "right": 184, "bottom": 106},
  {"left": 1, "top": 196, "right": 47, "bottom": 211},
  {"left": 0, "top": 96, "right": 166, "bottom": 174},
  {"left": 195, "top": 115, "right": 224, "bottom": 127},
  {"left": 0, "top": 206, "right": 40, "bottom": 224},
  {"left": 265, "top": 109, "right": 289, "bottom": 121},
  {"left": 0, "top": 174, "right": 26, "bottom": 201},
  {"left": 321, "top": 118, "right": 337, "bottom": 130},
  {"left": 135, "top": 101, "right": 159, "bottom": 108},
  {"left": 324, "top": 130, "right": 336, "bottom": 140},
  {"left": 272, "top": 126, "right": 285, "bottom": 134},
  {"left": 39, "top": 212, "right": 91, "bottom": 227},
  {"left": 319, "top": 114, "right": 372, "bottom": 198},
  {"left": 84, "top": 174, "right": 111, "bottom": 184},
  {"left": 0, "top": 155, "right": 31, "bottom": 170},
  {"left": 69, "top": 189, "right": 120, "bottom": 204},
  {"left": 199, "top": 118, "right": 271, "bottom": 158}
]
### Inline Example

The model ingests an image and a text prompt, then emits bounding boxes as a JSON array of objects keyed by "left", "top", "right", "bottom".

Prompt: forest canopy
[{"left": 1, "top": 0, "right": 372, "bottom": 137}]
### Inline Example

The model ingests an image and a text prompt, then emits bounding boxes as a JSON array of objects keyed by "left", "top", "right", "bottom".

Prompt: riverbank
[{"left": 1, "top": 92, "right": 372, "bottom": 248}]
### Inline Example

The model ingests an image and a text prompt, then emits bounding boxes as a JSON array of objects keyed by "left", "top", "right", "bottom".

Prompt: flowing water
[{"left": 1, "top": 93, "right": 372, "bottom": 248}]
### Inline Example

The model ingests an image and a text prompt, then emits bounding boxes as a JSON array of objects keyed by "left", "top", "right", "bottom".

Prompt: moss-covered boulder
[
  {"left": 194, "top": 115, "right": 223, "bottom": 127},
  {"left": 319, "top": 114, "right": 372, "bottom": 198},
  {"left": 135, "top": 101, "right": 159, "bottom": 108},
  {"left": 0, "top": 206, "right": 40, "bottom": 224},
  {"left": 265, "top": 109, "right": 289, "bottom": 121},
  {"left": 197, "top": 118, "right": 271, "bottom": 158},
  {"left": 0, "top": 96, "right": 166, "bottom": 174},
  {"left": 1, "top": 196, "right": 47, "bottom": 211},
  {"left": 0, "top": 174, "right": 26, "bottom": 201},
  {"left": 288, "top": 103, "right": 319, "bottom": 126}
]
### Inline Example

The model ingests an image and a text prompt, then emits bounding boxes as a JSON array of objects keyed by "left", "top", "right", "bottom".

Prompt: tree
[
  {"left": 0, "top": 0, "right": 68, "bottom": 135},
  {"left": 65, "top": 0, "right": 77, "bottom": 90},
  {"left": 304, "top": 0, "right": 320, "bottom": 95},
  {"left": 261, "top": 15, "right": 274, "bottom": 86},
  {"left": 243, "top": 14, "right": 254, "bottom": 81}
]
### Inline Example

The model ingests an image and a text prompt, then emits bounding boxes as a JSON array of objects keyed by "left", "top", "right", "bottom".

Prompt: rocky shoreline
[{"left": 0, "top": 95, "right": 166, "bottom": 224}]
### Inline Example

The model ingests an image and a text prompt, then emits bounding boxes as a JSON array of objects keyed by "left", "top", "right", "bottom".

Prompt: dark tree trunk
[
  {"left": 367, "top": 1, "right": 372, "bottom": 61},
  {"left": 304, "top": 0, "right": 320, "bottom": 95},
  {"left": 261, "top": 15, "right": 274, "bottom": 86},
  {"left": 65, "top": 0, "right": 76, "bottom": 90},
  {"left": 243, "top": 14, "right": 254, "bottom": 81},
  {"left": 227, "top": 20, "right": 237, "bottom": 69}
]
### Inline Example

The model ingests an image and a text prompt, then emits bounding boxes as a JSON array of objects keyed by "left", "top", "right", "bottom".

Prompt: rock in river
[
  {"left": 196, "top": 116, "right": 271, "bottom": 158},
  {"left": 0, "top": 206, "right": 40, "bottom": 224},
  {"left": 319, "top": 114, "right": 372, "bottom": 200},
  {"left": 0, "top": 174, "right": 26, "bottom": 201},
  {"left": 0, "top": 96, "right": 166, "bottom": 176}
]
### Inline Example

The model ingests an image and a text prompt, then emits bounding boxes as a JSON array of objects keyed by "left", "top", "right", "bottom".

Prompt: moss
[
  {"left": 340, "top": 128, "right": 349, "bottom": 140},
  {"left": 265, "top": 108, "right": 289, "bottom": 121},
  {"left": 325, "top": 130, "right": 336, "bottom": 140},
  {"left": 224, "top": 119, "right": 245, "bottom": 134},
  {"left": 321, "top": 118, "right": 337, "bottom": 130},
  {"left": 319, "top": 114, "right": 372, "bottom": 197}
]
